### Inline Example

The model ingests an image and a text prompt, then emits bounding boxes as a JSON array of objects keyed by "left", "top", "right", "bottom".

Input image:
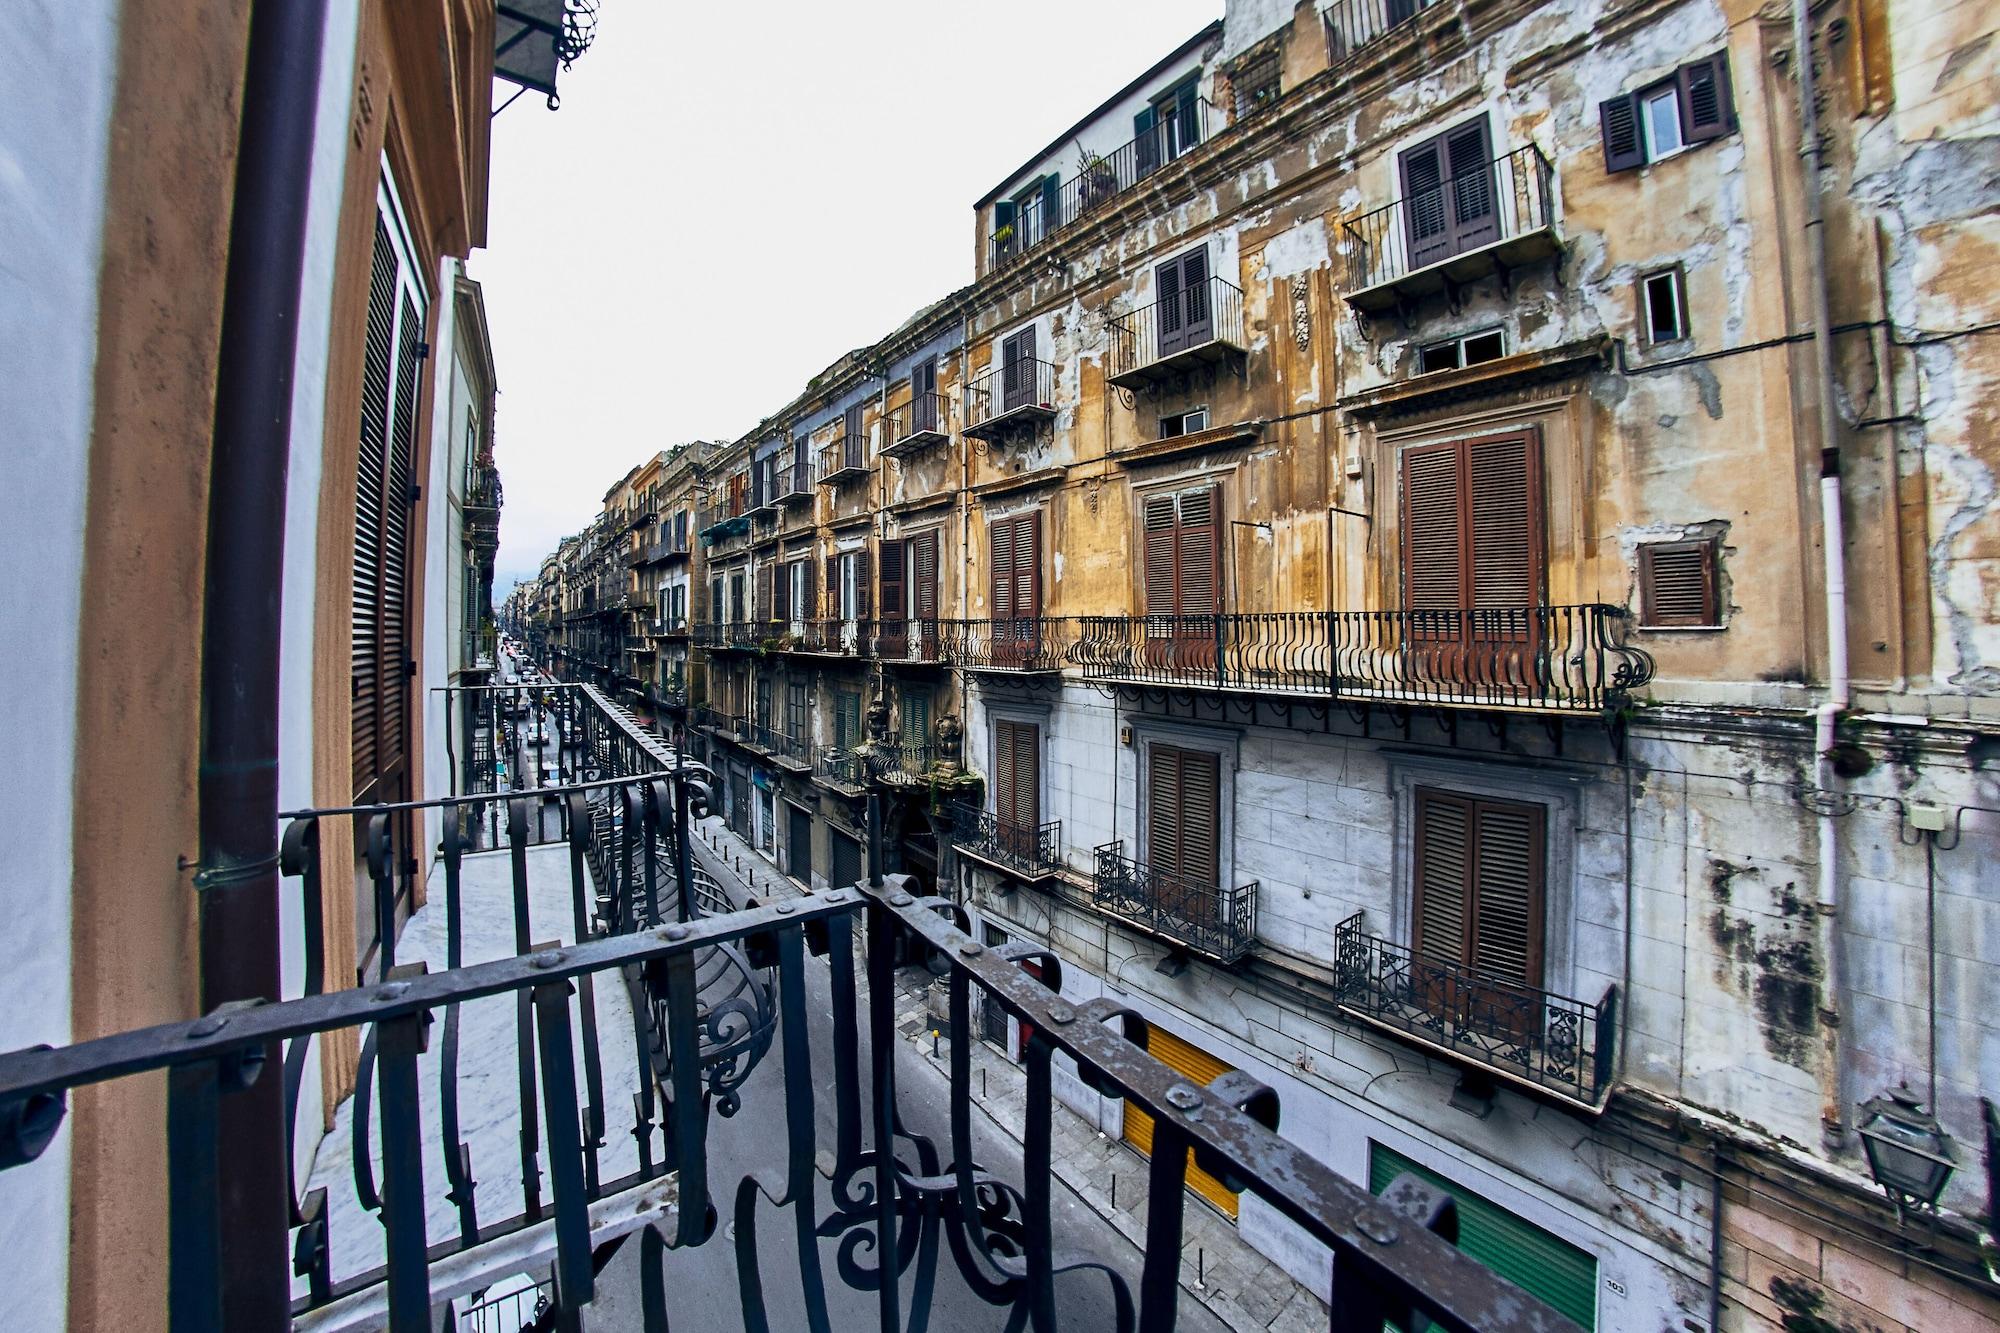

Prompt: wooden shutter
[
  {"left": 1678, "top": 52, "right": 1734, "bottom": 143},
  {"left": 912, "top": 530, "right": 939, "bottom": 620},
  {"left": 900, "top": 690, "right": 930, "bottom": 750},
  {"left": 1466, "top": 431, "right": 1541, "bottom": 611},
  {"left": 855, "top": 546, "right": 872, "bottom": 619},
  {"left": 823, "top": 553, "right": 837, "bottom": 617},
  {"left": 1156, "top": 253, "right": 1188, "bottom": 356},
  {"left": 1148, "top": 744, "right": 1221, "bottom": 889},
  {"left": 878, "top": 539, "right": 904, "bottom": 621},
  {"left": 989, "top": 520, "right": 1016, "bottom": 621},
  {"left": 992, "top": 199, "right": 1017, "bottom": 261},
  {"left": 801, "top": 558, "right": 818, "bottom": 622},
  {"left": 912, "top": 358, "right": 938, "bottom": 432},
  {"left": 1445, "top": 117, "right": 1498, "bottom": 252},
  {"left": 1180, "top": 248, "right": 1212, "bottom": 347},
  {"left": 350, "top": 215, "right": 398, "bottom": 787},
  {"left": 1399, "top": 135, "right": 1451, "bottom": 270},
  {"left": 1001, "top": 329, "right": 1035, "bottom": 412},
  {"left": 1142, "top": 493, "right": 1180, "bottom": 620},
  {"left": 1175, "top": 486, "right": 1221, "bottom": 618},
  {"left": 1600, "top": 94, "right": 1645, "bottom": 172},
  {"left": 1040, "top": 173, "right": 1061, "bottom": 239},
  {"left": 843, "top": 402, "right": 865, "bottom": 467},
  {"left": 1401, "top": 442, "right": 1464, "bottom": 615},
  {"left": 1134, "top": 104, "right": 1159, "bottom": 177},
  {"left": 994, "top": 720, "right": 1040, "bottom": 834},
  {"left": 1412, "top": 788, "right": 1545, "bottom": 988},
  {"left": 1016, "top": 512, "right": 1041, "bottom": 618},
  {"left": 755, "top": 564, "right": 773, "bottom": 622},
  {"left": 774, "top": 560, "right": 790, "bottom": 620},
  {"left": 1639, "top": 539, "right": 1719, "bottom": 626}
]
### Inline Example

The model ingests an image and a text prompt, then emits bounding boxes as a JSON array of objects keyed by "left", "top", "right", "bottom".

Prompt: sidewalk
[{"left": 690, "top": 816, "right": 1330, "bottom": 1333}]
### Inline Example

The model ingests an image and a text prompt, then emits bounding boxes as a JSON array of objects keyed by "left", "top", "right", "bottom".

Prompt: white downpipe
[{"left": 1792, "top": 0, "right": 1850, "bottom": 1144}]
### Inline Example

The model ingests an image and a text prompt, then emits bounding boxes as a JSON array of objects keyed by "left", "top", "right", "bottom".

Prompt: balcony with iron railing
[
  {"left": 775, "top": 459, "right": 815, "bottom": 504},
  {"left": 952, "top": 804, "right": 1064, "bottom": 884},
  {"left": 882, "top": 392, "right": 951, "bottom": 459},
  {"left": 626, "top": 588, "right": 656, "bottom": 612},
  {"left": 741, "top": 720, "right": 813, "bottom": 772},
  {"left": 1069, "top": 606, "right": 1653, "bottom": 713},
  {"left": 689, "top": 704, "right": 745, "bottom": 741},
  {"left": 817, "top": 429, "right": 871, "bottom": 485},
  {"left": 964, "top": 357, "right": 1056, "bottom": 442},
  {"left": 870, "top": 616, "right": 947, "bottom": 666},
  {"left": 651, "top": 614, "right": 689, "bottom": 639},
  {"left": 1107, "top": 275, "right": 1247, "bottom": 390},
  {"left": 939, "top": 616, "right": 1075, "bottom": 674},
  {"left": 1342, "top": 142, "right": 1559, "bottom": 316},
  {"left": 1091, "top": 840, "right": 1258, "bottom": 965},
  {"left": 0, "top": 676, "right": 1586, "bottom": 1331},
  {"left": 623, "top": 634, "right": 653, "bottom": 654},
  {"left": 987, "top": 98, "right": 1217, "bottom": 271},
  {"left": 1335, "top": 914, "right": 1618, "bottom": 1110},
  {"left": 785, "top": 616, "right": 868, "bottom": 659}
]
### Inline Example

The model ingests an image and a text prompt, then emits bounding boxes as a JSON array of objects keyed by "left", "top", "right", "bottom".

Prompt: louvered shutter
[
  {"left": 1639, "top": 540, "right": 1718, "bottom": 626},
  {"left": 1134, "top": 104, "right": 1159, "bottom": 177},
  {"left": 774, "top": 560, "right": 790, "bottom": 620},
  {"left": 1156, "top": 254, "right": 1188, "bottom": 356},
  {"left": 1466, "top": 430, "right": 1544, "bottom": 614},
  {"left": 856, "top": 547, "right": 872, "bottom": 619},
  {"left": 1412, "top": 788, "right": 1471, "bottom": 965},
  {"left": 1017, "top": 511, "right": 1042, "bottom": 619},
  {"left": 1148, "top": 744, "right": 1220, "bottom": 891},
  {"left": 1600, "top": 94, "right": 1644, "bottom": 171},
  {"left": 756, "top": 564, "right": 773, "bottom": 623},
  {"left": 844, "top": 402, "right": 865, "bottom": 469},
  {"left": 879, "top": 540, "right": 904, "bottom": 622},
  {"left": 1002, "top": 329, "right": 1034, "bottom": 412},
  {"left": 992, "top": 199, "right": 1018, "bottom": 262},
  {"left": 823, "top": 554, "right": 837, "bottom": 618},
  {"left": 1678, "top": 52, "right": 1734, "bottom": 143},
  {"left": 350, "top": 216, "right": 398, "bottom": 787},
  {"left": 913, "top": 358, "right": 938, "bottom": 433},
  {"left": 989, "top": 519, "right": 1016, "bottom": 621},
  {"left": 994, "top": 720, "right": 1019, "bottom": 828},
  {"left": 1471, "top": 797, "right": 1544, "bottom": 986},
  {"left": 1148, "top": 744, "right": 1183, "bottom": 876},
  {"left": 1401, "top": 442, "right": 1465, "bottom": 623},
  {"left": 802, "top": 557, "right": 818, "bottom": 624},
  {"left": 1175, "top": 486, "right": 1222, "bottom": 618},
  {"left": 1143, "top": 494, "right": 1180, "bottom": 626},
  {"left": 1445, "top": 117, "right": 1498, "bottom": 252},
  {"left": 913, "top": 530, "right": 939, "bottom": 620},
  {"left": 900, "top": 689, "right": 930, "bottom": 751},
  {"left": 1040, "top": 173, "right": 1061, "bottom": 240},
  {"left": 1399, "top": 136, "right": 1451, "bottom": 270},
  {"left": 1012, "top": 722, "right": 1039, "bottom": 834}
]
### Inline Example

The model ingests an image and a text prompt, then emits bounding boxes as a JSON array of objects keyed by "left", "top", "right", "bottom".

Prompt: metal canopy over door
[
  {"left": 1368, "top": 1144, "right": 1598, "bottom": 1331},
  {"left": 1123, "top": 1024, "right": 1238, "bottom": 1217}
]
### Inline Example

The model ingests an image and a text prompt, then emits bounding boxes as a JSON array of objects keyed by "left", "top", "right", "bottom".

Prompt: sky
[{"left": 475, "top": 0, "right": 1222, "bottom": 592}]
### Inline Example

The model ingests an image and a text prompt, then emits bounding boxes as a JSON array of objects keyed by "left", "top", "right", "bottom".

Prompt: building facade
[{"left": 521, "top": 1, "right": 1999, "bottom": 1330}]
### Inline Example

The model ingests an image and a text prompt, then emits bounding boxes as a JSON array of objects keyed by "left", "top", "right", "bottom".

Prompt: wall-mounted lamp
[{"left": 1857, "top": 1084, "right": 1955, "bottom": 1214}]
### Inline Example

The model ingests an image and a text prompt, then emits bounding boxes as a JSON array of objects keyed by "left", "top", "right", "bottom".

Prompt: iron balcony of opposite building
[
  {"left": 870, "top": 617, "right": 948, "bottom": 668},
  {"left": 775, "top": 459, "right": 816, "bottom": 506},
  {"left": 938, "top": 616, "right": 1075, "bottom": 675},
  {"left": 817, "top": 430, "right": 871, "bottom": 486},
  {"left": 690, "top": 704, "right": 746, "bottom": 744},
  {"left": 739, "top": 720, "right": 814, "bottom": 774},
  {"left": 1090, "top": 840, "right": 1258, "bottom": 967},
  {"left": 622, "top": 635, "right": 653, "bottom": 655},
  {"left": 881, "top": 392, "right": 952, "bottom": 459},
  {"left": 986, "top": 97, "right": 1218, "bottom": 273},
  {"left": 625, "top": 589, "right": 656, "bottom": 613},
  {"left": 1342, "top": 142, "right": 1560, "bottom": 325},
  {"left": 1105, "top": 274, "right": 1248, "bottom": 391},
  {"left": 950, "top": 804, "right": 1064, "bottom": 886},
  {"left": 692, "top": 620, "right": 764, "bottom": 653},
  {"left": 1068, "top": 605, "right": 1653, "bottom": 716},
  {"left": 783, "top": 617, "right": 869, "bottom": 660},
  {"left": 651, "top": 615, "right": 689, "bottom": 641},
  {"left": 963, "top": 358, "right": 1056, "bottom": 443},
  {"left": 1334, "top": 913, "right": 1618, "bottom": 1112}
]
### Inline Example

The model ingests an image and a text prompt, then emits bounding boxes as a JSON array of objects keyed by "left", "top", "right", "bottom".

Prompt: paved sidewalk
[{"left": 689, "top": 816, "right": 1331, "bottom": 1333}]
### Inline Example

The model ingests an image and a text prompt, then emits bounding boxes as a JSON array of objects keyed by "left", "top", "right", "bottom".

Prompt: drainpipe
[
  {"left": 196, "top": 0, "right": 327, "bottom": 1322},
  {"left": 1789, "top": 0, "right": 1850, "bottom": 1145}
]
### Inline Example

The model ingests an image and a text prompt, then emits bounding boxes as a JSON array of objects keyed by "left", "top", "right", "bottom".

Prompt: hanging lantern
[{"left": 1856, "top": 1084, "right": 1955, "bottom": 1212}]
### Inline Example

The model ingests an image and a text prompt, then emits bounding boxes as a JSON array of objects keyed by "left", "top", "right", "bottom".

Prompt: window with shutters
[
  {"left": 1638, "top": 538, "right": 1720, "bottom": 627},
  {"left": 1600, "top": 51, "right": 1735, "bottom": 173},
  {"left": 1154, "top": 247, "right": 1214, "bottom": 359},
  {"left": 991, "top": 719, "right": 1042, "bottom": 860},
  {"left": 1140, "top": 485, "right": 1223, "bottom": 668},
  {"left": 899, "top": 689, "right": 931, "bottom": 758},
  {"left": 1411, "top": 786, "right": 1547, "bottom": 1008},
  {"left": 1399, "top": 429, "right": 1545, "bottom": 664},
  {"left": 787, "top": 680, "right": 809, "bottom": 742},
  {"left": 988, "top": 512, "right": 1042, "bottom": 664},
  {"left": 1145, "top": 742, "right": 1223, "bottom": 925},
  {"left": 834, "top": 690, "right": 862, "bottom": 751},
  {"left": 1398, "top": 115, "right": 1497, "bottom": 274},
  {"left": 729, "top": 571, "right": 746, "bottom": 623},
  {"left": 1001, "top": 328, "right": 1038, "bottom": 414}
]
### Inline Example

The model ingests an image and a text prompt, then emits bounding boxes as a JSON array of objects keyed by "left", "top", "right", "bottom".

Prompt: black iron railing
[
  {"left": 742, "top": 720, "right": 812, "bottom": 768},
  {"left": 818, "top": 430, "right": 869, "bottom": 484},
  {"left": 693, "top": 620, "right": 763, "bottom": 651},
  {"left": 1069, "top": 606, "right": 1653, "bottom": 712},
  {"left": 871, "top": 616, "right": 947, "bottom": 664},
  {"left": 952, "top": 804, "right": 1063, "bottom": 881},
  {"left": 623, "top": 634, "right": 652, "bottom": 653},
  {"left": 1091, "top": 841, "right": 1258, "bottom": 965},
  {"left": 1322, "top": 0, "right": 1450, "bottom": 65},
  {"left": 813, "top": 744, "right": 867, "bottom": 789},
  {"left": 939, "top": 616, "right": 1076, "bottom": 672},
  {"left": 1106, "top": 274, "right": 1246, "bottom": 386},
  {"left": 775, "top": 459, "right": 815, "bottom": 502},
  {"left": 987, "top": 98, "right": 1217, "bottom": 270},
  {"left": 884, "top": 391, "right": 951, "bottom": 456},
  {"left": 788, "top": 616, "right": 868, "bottom": 657},
  {"left": 1335, "top": 914, "right": 1617, "bottom": 1108},
  {"left": 964, "top": 358, "right": 1056, "bottom": 440},
  {"left": 1342, "top": 142, "right": 1557, "bottom": 295}
]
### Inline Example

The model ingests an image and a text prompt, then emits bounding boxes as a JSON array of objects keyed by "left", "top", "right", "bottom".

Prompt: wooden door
[
  {"left": 1411, "top": 788, "right": 1546, "bottom": 1042},
  {"left": 1146, "top": 744, "right": 1221, "bottom": 925},
  {"left": 1001, "top": 329, "right": 1035, "bottom": 412},
  {"left": 911, "top": 358, "right": 939, "bottom": 433},
  {"left": 1155, "top": 249, "right": 1213, "bottom": 358},
  {"left": 993, "top": 719, "right": 1040, "bottom": 859},
  {"left": 989, "top": 513, "right": 1042, "bottom": 665},
  {"left": 911, "top": 529, "right": 940, "bottom": 658},
  {"left": 877, "top": 539, "right": 906, "bottom": 657},
  {"left": 1141, "top": 487, "right": 1222, "bottom": 671}
]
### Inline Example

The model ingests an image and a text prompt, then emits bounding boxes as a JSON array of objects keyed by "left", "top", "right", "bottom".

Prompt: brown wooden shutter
[
  {"left": 1600, "top": 93, "right": 1645, "bottom": 172},
  {"left": 1412, "top": 788, "right": 1471, "bottom": 965},
  {"left": 1639, "top": 539, "right": 1719, "bottom": 626},
  {"left": 913, "top": 530, "right": 939, "bottom": 620},
  {"left": 377, "top": 290, "right": 422, "bottom": 779},
  {"left": 1466, "top": 430, "right": 1542, "bottom": 611},
  {"left": 1412, "top": 787, "right": 1546, "bottom": 987},
  {"left": 1401, "top": 442, "right": 1465, "bottom": 613},
  {"left": 1002, "top": 329, "right": 1035, "bottom": 411},
  {"left": 823, "top": 553, "right": 837, "bottom": 617},
  {"left": 755, "top": 564, "right": 773, "bottom": 623},
  {"left": 1678, "top": 52, "right": 1734, "bottom": 143},
  {"left": 1017, "top": 511, "right": 1042, "bottom": 619},
  {"left": 994, "top": 719, "right": 1040, "bottom": 835},
  {"left": 774, "top": 560, "right": 790, "bottom": 620},
  {"left": 989, "top": 519, "right": 1016, "bottom": 621},
  {"left": 844, "top": 402, "right": 865, "bottom": 466},
  {"left": 1443, "top": 117, "right": 1497, "bottom": 252},
  {"left": 350, "top": 215, "right": 398, "bottom": 788},
  {"left": 1398, "top": 135, "right": 1451, "bottom": 270},
  {"left": 802, "top": 557, "right": 818, "bottom": 621},
  {"left": 1148, "top": 744, "right": 1220, "bottom": 890},
  {"left": 878, "top": 539, "right": 904, "bottom": 622},
  {"left": 1155, "top": 253, "right": 1188, "bottom": 356},
  {"left": 856, "top": 546, "right": 872, "bottom": 618},
  {"left": 1180, "top": 248, "right": 1212, "bottom": 347},
  {"left": 1175, "top": 486, "right": 1222, "bottom": 617},
  {"left": 1143, "top": 494, "right": 1179, "bottom": 618}
]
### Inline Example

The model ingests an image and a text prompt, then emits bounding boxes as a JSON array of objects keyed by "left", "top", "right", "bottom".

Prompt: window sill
[{"left": 1108, "top": 421, "right": 1262, "bottom": 467}]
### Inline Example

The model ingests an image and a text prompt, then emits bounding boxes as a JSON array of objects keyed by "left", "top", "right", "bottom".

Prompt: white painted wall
[
  {"left": 278, "top": 0, "right": 363, "bottom": 1189},
  {"left": 0, "top": 3, "right": 123, "bottom": 1322}
]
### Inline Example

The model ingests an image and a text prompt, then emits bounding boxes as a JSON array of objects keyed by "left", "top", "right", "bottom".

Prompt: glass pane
[{"left": 1643, "top": 88, "right": 1681, "bottom": 158}]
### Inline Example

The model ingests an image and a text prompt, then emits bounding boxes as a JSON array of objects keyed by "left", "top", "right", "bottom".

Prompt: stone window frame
[
  {"left": 985, "top": 698, "right": 1053, "bottom": 830},
  {"left": 1126, "top": 716, "right": 1241, "bottom": 896}
]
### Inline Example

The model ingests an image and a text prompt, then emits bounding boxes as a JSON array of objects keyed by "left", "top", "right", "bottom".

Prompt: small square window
[
  {"left": 1160, "top": 407, "right": 1209, "bottom": 438},
  {"left": 1640, "top": 83, "right": 1683, "bottom": 160},
  {"left": 1638, "top": 538, "right": 1720, "bottom": 627},
  {"left": 1417, "top": 329, "right": 1505, "bottom": 375},
  {"left": 1640, "top": 267, "right": 1688, "bottom": 344}
]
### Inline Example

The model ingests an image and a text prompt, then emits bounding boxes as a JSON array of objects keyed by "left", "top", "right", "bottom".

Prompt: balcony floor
[
  {"left": 297, "top": 843, "right": 648, "bottom": 1301},
  {"left": 1345, "top": 226, "right": 1562, "bottom": 316}
]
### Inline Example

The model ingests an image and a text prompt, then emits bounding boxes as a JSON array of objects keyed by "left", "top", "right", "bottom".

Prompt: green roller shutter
[{"left": 1367, "top": 1144, "right": 1596, "bottom": 1332}]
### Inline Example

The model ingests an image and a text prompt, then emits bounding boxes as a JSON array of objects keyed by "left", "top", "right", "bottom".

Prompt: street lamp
[{"left": 1857, "top": 1084, "right": 1956, "bottom": 1214}]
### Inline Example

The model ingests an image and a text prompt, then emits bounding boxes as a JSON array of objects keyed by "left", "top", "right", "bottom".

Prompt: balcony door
[
  {"left": 910, "top": 358, "right": 939, "bottom": 433},
  {"left": 1141, "top": 485, "right": 1222, "bottom": 670},
  {"left": 1399, "top": 428, "right": 1545, "bottom": 696},
  {"left": 1399, "top": 114, "right": 1497, "bottom": 273},
  {"left": 1001, "top": 329, "right": 1037, "bottom": 413},
  {"left": 1145, "top": 742, "right": 1220, "bottom": 925},
  {"left": 992, "top": 719, "right": 1041, "bottom": 860},
  {"left": 1155, "top": 248, "right": 1213, "bottom": 359},
  {"left": 989, "top": 512, "right": 1042, "bottom": 665},
  {"left": 1410, "top": 788, "right": 1546, "bottom": 1041}
]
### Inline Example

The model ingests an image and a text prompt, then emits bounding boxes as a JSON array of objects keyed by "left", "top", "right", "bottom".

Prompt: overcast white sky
[{"left": 474, "top": 0, "right": 1221, "bottom": 590}]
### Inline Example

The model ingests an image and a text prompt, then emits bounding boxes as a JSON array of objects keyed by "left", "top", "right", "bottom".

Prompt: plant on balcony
[
  {"left": 1076, "top": 143, "right": 1118, "bottom": 211},
  {"left": 993, "top": 222, "right": 1015, "bottom": 248}
]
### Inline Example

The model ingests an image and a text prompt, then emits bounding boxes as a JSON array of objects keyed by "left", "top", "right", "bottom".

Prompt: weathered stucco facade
[{"left": 522, "top": 2, "right": 1997, "bottom": 1328}]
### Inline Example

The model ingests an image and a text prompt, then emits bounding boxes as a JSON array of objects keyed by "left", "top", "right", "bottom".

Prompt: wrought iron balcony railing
[
  {"left": 964, "top": 358, "right": 1056, "bottom": 441},
  {"left": 1068, "top": 606, "right": 1653, "bottom": 713},
  {"left": 987, "top": 98, "right": 1217, "bottom": 271},
  {"left": 818, "top": 430, "right": 870, "bottom": 485},
  {"left": 775, "top": 459, "right": 815, "bottom": 503},
  {"left": 1335, "top": 914, "right": 1618, "bottom": 1109},
  {"left": 741, "top": 720, "right": 813, "bottom": 769},
  {"left": 1090, "top": 841, "right": 1258, "bottom": 965},
  {"left": 871, "top": 616, "right": 947, "bottom": 665},
  {"left": 1322, "top": 0, "right": 1451, "bottom": 66},
  {"left": 938, "top": 616, "right": 1075, "bottom": 673},
  {"left": 623, "top": 634, "right": 652, "bottom": 653},
  {"left": 1342, "top": 142, "right": 1558, "bottom": 313},
  {"left": 693, "top": 619, "right": 764, "bottom": 651},
  {"left": 787, "top": 616, "right": 868, "bottom": 658},
  {"left": 1106, "top": 274, "right": 1247, "bottom": 389},
  {"left": 882, "top": 391, "right": 951, "bottom": 458},
  {"left": 690, "top": 705, "right": 745, "bottom": 741},
  {"left": 951, "top": 803, "right": 1064, "bottom": 882}
]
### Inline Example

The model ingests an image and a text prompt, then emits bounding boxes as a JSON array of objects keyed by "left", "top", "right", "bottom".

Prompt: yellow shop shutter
[{"left": 1123, "top": 1025, "right": 1238, "bottom": 1218}]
